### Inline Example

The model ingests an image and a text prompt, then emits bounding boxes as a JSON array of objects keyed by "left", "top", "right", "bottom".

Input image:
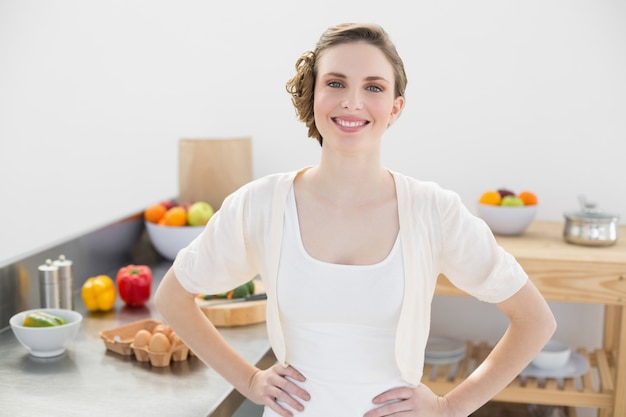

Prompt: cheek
[
  {"left": 371, "top": 100, "right": 397, "bottom": 122},
  {"left": 313, "top": 92, "right": 337, "bottom": 127},
  {"left": 313, "top": 90, "right": 334, "bottom": 114}
]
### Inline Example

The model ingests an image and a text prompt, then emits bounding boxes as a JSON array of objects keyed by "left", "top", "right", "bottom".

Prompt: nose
[{"left": 341, "top": 90, "right": 363, "bottom": 110}]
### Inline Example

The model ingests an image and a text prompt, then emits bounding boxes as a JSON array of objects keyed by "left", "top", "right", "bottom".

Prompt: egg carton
[
  {"left": 131, "top": 340, "right": 189, "bottom": 367},
  {"left": 99, "top": 318, "right": 191, "bottom": 367}
]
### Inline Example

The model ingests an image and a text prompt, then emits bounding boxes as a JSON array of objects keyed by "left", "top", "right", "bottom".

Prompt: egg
[
  {"left": 169, "top": 333, "right": 182, "bottom": 347},
  {"left": 148, "top": 332, "right": 171, "bottom": 353},
  {"left": 167, "top": 330, "right": 178, "bottom": 342},
  {"left": 153, "top": 324, "right": 173, "bottom": 337},
  {"left": 133, "top": 329, "right": 152, "bottom": 348}
]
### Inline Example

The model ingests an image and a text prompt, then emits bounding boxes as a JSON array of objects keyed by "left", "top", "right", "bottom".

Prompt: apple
[
  {"left": 187, "top": 201, "right": 214, "bottom": 226},
  {"left": 501, "top": 195, "right": 524, "bottom": 206},
  {"left": 497, "top": 188, "right": 515, "bottom": 199},
  {"left": 160, "top": 199, "right": 177, "bottom": 210}
]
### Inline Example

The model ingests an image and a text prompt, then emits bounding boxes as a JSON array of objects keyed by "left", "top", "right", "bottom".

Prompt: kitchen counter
[{"left": 0, "top": 261, "right": 273, "bottom": 417}]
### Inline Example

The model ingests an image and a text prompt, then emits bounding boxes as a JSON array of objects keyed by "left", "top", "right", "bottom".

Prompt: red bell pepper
[{"left": 116, "top": 265, "right": 152, "bottom": 307}]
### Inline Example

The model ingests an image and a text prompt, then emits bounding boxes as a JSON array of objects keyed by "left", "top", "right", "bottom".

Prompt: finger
[
  {"left": 371, "top": 386, "right": 412, "bottom": 404},
  {"left": 268, "top": 386, "right": 305, "bottom": 415},
  {"left": 365, "top": 398, "right": 411, "bottom": 417},
  {"left": 271, "top": 365, "right": 310, "bottom": 401},
  {"left": 266, "top": 398, "right": 294, "bottom": 417},
  {"left": 276, "top": 364, "right": 307, "bottom": 382}
]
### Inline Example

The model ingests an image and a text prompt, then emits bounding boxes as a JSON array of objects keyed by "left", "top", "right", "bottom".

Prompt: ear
[{"left": 388, "top": 96, "right": 405, "bottom": 127}]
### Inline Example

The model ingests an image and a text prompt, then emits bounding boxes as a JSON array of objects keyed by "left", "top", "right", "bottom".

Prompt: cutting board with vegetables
[{"left": 195, "top": 279, "right": 267, "bottom": 327}]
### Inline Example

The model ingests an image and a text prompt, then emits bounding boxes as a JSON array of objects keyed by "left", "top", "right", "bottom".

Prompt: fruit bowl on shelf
[
  {"left": 145, "top": 222, "right": 204, "bottom": 261},
  {"left": 477, "top": 204, "right": 538, "bottom": 236},
  {"left": 477, "top": 189, "right": 538, "bottom": 236}
]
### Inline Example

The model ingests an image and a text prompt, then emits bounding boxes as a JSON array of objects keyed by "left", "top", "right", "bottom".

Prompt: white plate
[
  {"left": 519, "top": 352, "right": 589, "bottom": 379},
  {"left": 425, "top": 351, "right": 466, "bottom": 365},
  {"left": 425, "top": 336, "right": 466, "bottom": 358}
]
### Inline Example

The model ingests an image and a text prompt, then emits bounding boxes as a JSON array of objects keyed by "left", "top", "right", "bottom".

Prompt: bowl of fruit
[
  {"left": 10, "top": 308, "right": 83, "bottom": 357},
  {"left": 477, "top": 188, "right": 538, "bottom": 236},
  {"left": 144, "top": 200, "right": 215, "bottom": 261}
]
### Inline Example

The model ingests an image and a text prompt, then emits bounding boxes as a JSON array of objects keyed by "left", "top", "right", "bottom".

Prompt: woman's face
[{"left": 313, "top": 41, "right": 404, "bottom": 153}]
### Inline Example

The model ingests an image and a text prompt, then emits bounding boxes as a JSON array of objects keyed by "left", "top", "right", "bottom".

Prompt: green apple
[
  {"left": 501, "top": 195, "right": 524, "bottom": 207},
  {"left": 187, "top": 201, "right": 214, "bottom": 226}
]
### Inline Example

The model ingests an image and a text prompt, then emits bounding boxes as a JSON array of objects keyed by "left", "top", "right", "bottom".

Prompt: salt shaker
[
  {"left": 53, "top": 254, "right": 74, "bottom": 310},
  {"left": 38, "top": 259, "right": 60, "bottom": 308}
]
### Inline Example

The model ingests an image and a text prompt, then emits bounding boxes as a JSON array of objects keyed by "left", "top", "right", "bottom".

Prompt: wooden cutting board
[
  {"left": 196, "top": 279, "right": 267, "bottom": 327},
  {"left": 197, "top": 298, "right": 267, "bottom": 327}
]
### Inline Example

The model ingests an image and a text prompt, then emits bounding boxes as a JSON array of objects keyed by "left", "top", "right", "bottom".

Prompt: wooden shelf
[
  {"left": 423, "top": 342, "right": 616, "bottom": 410},
  {"left": 433, "top": 221, "right": 626, "bottom": 417}
]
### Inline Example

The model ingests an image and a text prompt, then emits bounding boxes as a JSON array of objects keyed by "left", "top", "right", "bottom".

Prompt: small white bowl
[
  {"left": 145, "top": 221, "right": 204, "bottom": 261},
  {"left": 477, "top": 204, "right": 538, "bottom": 236},
  {"left": 531, "top": 340, "right": 571, "bottom": 370},
  {"left": 10, "top": 308, "right": 83, "bottom": 357}
]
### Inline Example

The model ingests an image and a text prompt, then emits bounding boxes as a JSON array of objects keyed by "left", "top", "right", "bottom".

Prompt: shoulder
[
  {"left": 238, "top": 169, "right": 300, "bottom": 199},
  {"left": 248, "top": 170, "right": 299, "bottom": 190},
  {"left": 390, "top": 170, "right": 460, "bottom": 205},
  {"left": 223, "top": 168, "right": 305, "bottom": 210}
]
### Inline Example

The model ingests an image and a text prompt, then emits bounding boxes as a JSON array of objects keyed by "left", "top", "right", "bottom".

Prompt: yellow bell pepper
[{"left": 81, "top": 275, "right": 116, "bottom": 312}]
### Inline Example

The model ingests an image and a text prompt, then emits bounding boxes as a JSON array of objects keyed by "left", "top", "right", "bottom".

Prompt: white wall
[{"left": 1, "top": 0, "right": 624, "bottom": 385}]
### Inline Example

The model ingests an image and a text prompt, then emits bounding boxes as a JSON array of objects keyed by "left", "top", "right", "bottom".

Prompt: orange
[
  {"left": 479, "top": 190, "right": 502, "bottom": 206},
  {"left": 163, "top": 206, "right": 187, "bottom": 226},
  {"left": 518, "top": 191, "right": 538, "bottom": 206},
  {"left": 144, "top": 203, "right": 167, "bottom": 224}
]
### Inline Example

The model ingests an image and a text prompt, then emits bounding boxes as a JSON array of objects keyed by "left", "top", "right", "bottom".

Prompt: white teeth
[{"left": 336, "top": 119, "right": 365, "bottom": 127}]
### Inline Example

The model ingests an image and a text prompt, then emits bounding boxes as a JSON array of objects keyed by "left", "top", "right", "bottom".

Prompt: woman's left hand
[{"left": 363, "top": 384, "right": 450, "bottom": 417}]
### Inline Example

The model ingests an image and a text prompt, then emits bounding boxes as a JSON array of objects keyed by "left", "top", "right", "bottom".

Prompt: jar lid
[
  {"left": 564, "top": 199, "right": 619, "bottom": 223},
  {"left": 52, "top": 254, "right": 73, "bottom": 267},
  {"left": 38, "top": 259, "right": 59, "bottom": 283}
]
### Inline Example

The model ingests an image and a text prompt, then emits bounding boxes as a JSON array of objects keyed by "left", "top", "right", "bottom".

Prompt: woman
[{"left": 155, "top": 23, "right": 556, "bottom": 417}]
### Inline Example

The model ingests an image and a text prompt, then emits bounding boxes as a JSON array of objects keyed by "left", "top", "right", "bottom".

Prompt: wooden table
[{"left": 429, "top": 221, "right": 626, "bottom": 417}]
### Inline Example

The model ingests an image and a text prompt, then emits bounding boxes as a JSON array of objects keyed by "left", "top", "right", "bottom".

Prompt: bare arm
[
  {"left": 444, "top": 280, "right": 556, "bottom": 416},
  {"left": 154, "top": 267, "right": 309, "bottom": 416},
  {"left": 154, "top": 267, "right": 260, "bottom": 393},
  {"left": 366, "top": 280, "right": 556, "bottom": 417}
]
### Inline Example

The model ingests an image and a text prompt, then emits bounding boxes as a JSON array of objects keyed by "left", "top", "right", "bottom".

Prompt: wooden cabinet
[{"left": 428, "top": 221, "right": 626, "bottom": 417}]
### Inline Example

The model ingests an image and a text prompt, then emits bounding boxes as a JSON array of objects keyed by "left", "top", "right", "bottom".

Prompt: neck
[{"left": 305, "top": 156, "right": 393, "bottom": 206}]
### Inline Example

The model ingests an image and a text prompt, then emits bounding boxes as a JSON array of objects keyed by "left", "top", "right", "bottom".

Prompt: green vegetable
[
  {"left": 202, "top": 279, "right": 256, "bottom": 300},
  {"left": 232, "top": 285, "right": 249, "bottom": 299},
  {"left": 245, "top": 280, "right": 255, "bottom": 295},
  {"left": 22, "top": 311, "right": 67, "bottom": 327}
]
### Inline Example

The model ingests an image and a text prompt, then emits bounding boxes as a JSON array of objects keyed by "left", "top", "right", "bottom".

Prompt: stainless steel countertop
[{"left": 0, "top": 262, "right": 272, "bottom": 417}]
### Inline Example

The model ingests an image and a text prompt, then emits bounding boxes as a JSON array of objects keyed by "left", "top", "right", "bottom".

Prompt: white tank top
[{"left": 265, "top": 187, "right": 406, "bottom": 416}]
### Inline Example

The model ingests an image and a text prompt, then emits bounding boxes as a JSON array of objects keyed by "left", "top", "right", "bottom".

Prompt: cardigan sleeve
[
  {"left": 437, "top": 188, "right": 528, "bottom": 303},
  {"left": 172, "top": 183, "right": 259, "bottom": 295}
]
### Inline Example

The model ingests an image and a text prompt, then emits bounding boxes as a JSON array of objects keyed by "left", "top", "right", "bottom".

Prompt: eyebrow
[{"left": 322, "top": 72, "right": 390, "bottom": 84}]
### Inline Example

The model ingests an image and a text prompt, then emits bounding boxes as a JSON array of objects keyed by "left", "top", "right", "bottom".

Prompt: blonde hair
[{"left": 285, "top": 23, "right": 408, "bottom": 145}]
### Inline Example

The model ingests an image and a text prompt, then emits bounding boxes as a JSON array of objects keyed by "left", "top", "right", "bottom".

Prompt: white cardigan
[{"left": 173, "top": 167, "right": 527, "bottom": 385}]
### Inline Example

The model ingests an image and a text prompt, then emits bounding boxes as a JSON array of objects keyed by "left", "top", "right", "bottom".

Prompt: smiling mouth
[{"left": 333, "top": 118, "right": 369, "bottom": 128}]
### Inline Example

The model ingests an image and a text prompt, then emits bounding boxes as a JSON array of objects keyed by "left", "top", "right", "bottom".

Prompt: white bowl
[
  {"left": 145, "top": 221, "right": 204, "bottom": 261},
  {"left": 531, "top": 340, "right": 571, "bottom": 370},
  {"left": 477, "top": 204, "right": 538, "bottom": 236},
  {"left": 10, "top": 308, "right": 83, "bottom": 357}
]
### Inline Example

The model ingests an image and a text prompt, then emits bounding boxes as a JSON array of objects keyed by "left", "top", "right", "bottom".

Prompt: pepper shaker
[
  {"left": 38, "top": 259, "right": 60, "bottom": 308},
  {"left": 53, "top": 254, "right": 74, "bottom": 310}
]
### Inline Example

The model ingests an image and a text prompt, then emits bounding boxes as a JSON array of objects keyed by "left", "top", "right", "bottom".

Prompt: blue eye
[
  {"left": 366, "top": 85, "right": 382, "bottom": 93},
  {"left": 328, "top": 81, "right": 343, "bottom": 88}
]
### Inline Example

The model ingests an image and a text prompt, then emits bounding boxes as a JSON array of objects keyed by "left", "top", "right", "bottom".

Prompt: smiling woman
[
  {"left": 154, "top": 22, "right": 557, "bottom": 417},
  {"left": 1, "top": 4, "right": 623, "bottom": 417}
]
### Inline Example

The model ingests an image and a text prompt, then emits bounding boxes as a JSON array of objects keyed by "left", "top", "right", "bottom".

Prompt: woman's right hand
[{"left": 248, "top": 364, "right": 310, "bottom": 417}]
